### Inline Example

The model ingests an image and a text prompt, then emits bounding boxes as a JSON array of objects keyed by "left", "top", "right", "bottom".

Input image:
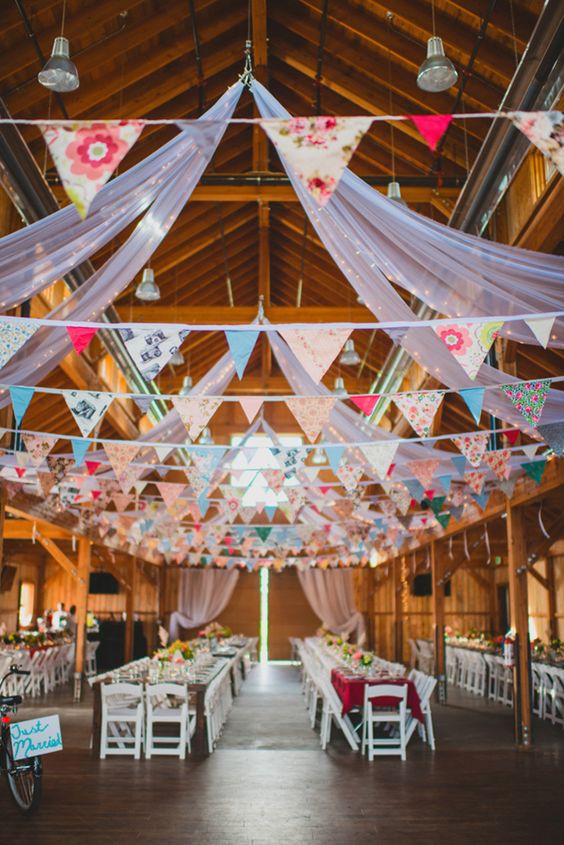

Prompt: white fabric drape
[
  {"left": 298, "top": 568, "right": 365, "bottom": 643},
  {"left": 168, "top": 569, "right": 239, "bottom": 640}
]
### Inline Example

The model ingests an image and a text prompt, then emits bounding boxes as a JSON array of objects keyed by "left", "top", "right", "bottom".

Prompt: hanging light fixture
[
  {"left": 199, "top": 427, "right": 214, "bottom": 445},
  {"left": 332, "top": 376, "right": 347, "bottom": 396},
  {"left": 38, "top": 2, "right": 79, "bottom": 93},
  {"left": 135, "top": 267, "right": 160, "bottom": 302},
  {"left": 385, "top": 29, "right": 408, "bottom": 210},
  {"left": 179, "top": 375, "right": 193, "bottom": 396},
  {"left": 169, "top": 348, "right": 184, "bottom": 367},
  {"left": 311, "top": 448, "right": 327, "bottom": 466},
  {"left": 386, "top": 181, "right": 408, "bottom": 207},
  {"left": 339, "top": 339, "right": 360, "bottom": 367},
  {"left": 417, "top": 2, "right": 458, "bottom": 92}
]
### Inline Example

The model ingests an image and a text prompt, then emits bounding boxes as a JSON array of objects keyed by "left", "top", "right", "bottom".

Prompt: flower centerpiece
[
  {"left": 153, "top": 639, "right": 194, "bottom": 664},
  {"left": 352, "top": 649, "right": 374, "bottom": 668},
  {"left": 198, "top": 621, "right": 232, "bottom": 642}
]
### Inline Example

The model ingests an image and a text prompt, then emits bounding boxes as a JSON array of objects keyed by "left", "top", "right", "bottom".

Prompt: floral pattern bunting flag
[
  {"left": 512, "top": 112, "right": 564, "bottom": 176},
  {"left": 432, "top": 321, "right": 503, "bottom": 380},
  {"left": 46, "top": 456, "right": 74, "bottom": 484},
  {"left": 156, "top": 482, "right": 186, "bottom": 511},
  {"left": 407, "top": 459, "right": 440, "bottom": 490},
  {"left": 22, "top": 434, "right": 57, "bottom": 467},
  {"left": 279, "top": 327, "right": 351, "bottom": 383},
  {"left": 452, "top": 433, "right": 489, "bottom": 468},
  {"left": 239, "top": 397, "right": 264, "bottom": 423},
  {"left": 103, "top": 442, "right": 140, "bottom": 479},
  {"left": 408, "top": 114, "right": 453, "bottom": 152},
  {"left": 171, "top": 396, "right": 222, "bottom": 440},
  {"left": 393, "top": 391, "right": 444, "bottom": 437},
  {"left": 360, "top": 442, "right": 398, "bottom": 480},
  {"left": 40, "top": 121, "right": 145, "bottom": 219},
  {"left": 263, "top": 469, "right": 285, "bottom": 494},
  {"left": 37, "top": 471, "right": 56, "bottom": 497},
  {"left": 500, "top": 379, "right": 551, "bottom": 428},
  {"left": 120, "top": 327, "right": 190, "bottom": 383},
  {"left": 63, "top": 390, "right": 113, "bottom": 437},
  {"left": 336, "top": 463, "right": 363, "bottom": 492},
  {"left": 465, "top": 470, "right": 486, "bottom": 495},
  {"left": 261, "top": 116, "right": 373, "bottom": 206},
  {"left": 285, "top": 396, "right": 335, "bottom": 442},
  {"left": 482, "top": 449, "right": 511, "bottom": 480},
  {"left": 0, "top": 320, "right": 40, "bottom": 370}
]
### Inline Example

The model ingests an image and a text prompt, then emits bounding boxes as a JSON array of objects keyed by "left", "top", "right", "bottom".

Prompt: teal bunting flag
[
  {"left": 436, "top": 512, "right": 451, "bottom": 529},
  {"left": 324, "top": 445, "right": 345, "bottom": 474},
  {"left": 450, "top": 455, "right": 467, "bottom": 477},
  {"left": 9, "top": 386, "right": 34, "bottom": 427},
  {"left": 436, "top": 474, "right": 452, "bottom": 496},
  {"left": 71, "top": 438, "right": 90, "bottom": 467},
  {"left": 521, "top": 459, "right": 547, "bottom": 485},
  {"left": 225, "top": 330, "right": 260, "bottom": 379},
  {"left": 459, "top": 387, "right": 485, "bottom": 425}
]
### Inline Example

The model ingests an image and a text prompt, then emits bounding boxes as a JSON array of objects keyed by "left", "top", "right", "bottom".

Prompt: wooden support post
[
  {"left": 393, "top": 557, "right": 404, "bottom": 663},
  {"left": 546, "top": 557, "right": 557, "bottom": 641},
  {"left": 124, "top": 556, "right": 137, "bottom": 664},
  {"left": 507, "top": 502, "right": 533, "bottom": 747},
  {"left": 431, "top": 541, "right": 447, "bottom": 704},
  {"left": 74, "top": 538, "right": 91, "bottom": 702}
]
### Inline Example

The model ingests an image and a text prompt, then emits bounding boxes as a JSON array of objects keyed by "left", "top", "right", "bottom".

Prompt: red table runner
[{"left": 331, "top": 669, "right": 424, "bottom": 722}]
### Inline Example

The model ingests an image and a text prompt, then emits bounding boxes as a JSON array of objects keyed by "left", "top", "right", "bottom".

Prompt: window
[
  {"left": 229, "top": 434, "right": 303, "bottom": 508},
  {"left": 18, "top": 581, "right": 35, "bottom": 628}
]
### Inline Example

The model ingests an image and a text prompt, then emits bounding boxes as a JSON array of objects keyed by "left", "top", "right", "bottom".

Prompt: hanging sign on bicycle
[{"left": 10, "top": 715, "right": 63, "bottom": 761}]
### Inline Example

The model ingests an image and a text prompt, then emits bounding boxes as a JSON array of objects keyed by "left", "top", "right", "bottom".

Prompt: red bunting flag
[
  {"left": 66, "top": 326, "right": 98, "bottom": 355},
  {"left": 408, "top": 115, "right": 453, "bottom": 152},
  {"left": 85, "top": 460, "right": 101, "bottom": 476},
  {"left": 350, "top": 394, "right": 380, "bottom": 415}
]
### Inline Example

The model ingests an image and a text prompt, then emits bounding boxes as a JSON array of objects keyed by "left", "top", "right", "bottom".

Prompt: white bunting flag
[
  {"left": 171, "top": 396, "right": 222, "bottom": 440},
  {"left": 63, "top": 390, "right": 112, "bottom": 437},
  {"left": 120, "top": 327, "right": 190, "bottom": 382},
  {"left": 279, "top": 328, "right": 351, "bottom": 383},
  {"left": 285, "top": 396, "right": 335, "bottom": 442}
]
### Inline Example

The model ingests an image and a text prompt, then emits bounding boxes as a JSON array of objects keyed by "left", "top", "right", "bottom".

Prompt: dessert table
[{"left": 331, "top": 669, "right": 424, "bottom": 722}]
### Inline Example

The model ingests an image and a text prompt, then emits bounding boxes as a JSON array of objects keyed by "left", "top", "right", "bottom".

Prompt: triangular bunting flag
[
  {"left": 521, "top": 444, "right": 539, "bottom": 459},
  {"left": 37, "top": 471, "right": 56, "bottom": 497},
  {"left": 537, "top": 421, "right": 564, "bottom": 456},
  {"left": 360, "top": 442, "right": 398, "bottom": 481},
  {"left": 171, "top": 396, "right": 222, "bottom": 440},
  {"left": 436, "top": 474, "right": 452, "bottom": 496},
  {"left": 394, "top": 391, "right": 444, "bottom": 438},
  {"left": 104, "top": 442, "right": 140, "bottom": 478},
  {"left": 404, "top": 478, "right": 425, "bottom": 502},
  {"left": 120, "top": 327, "right": 190, "bottom": 382},
  {"left": 225, "top": 330, "right": 259, "bottom": 379},
  {"left": 46, "top": 456, "right": 74, "bottom": 484},
  {"left": 239, "top": 396, "right": 264, "bottom": 423},
  {"left": 501, "top": 380, "right": 551, "bottom": 428},
  {"left": 350, "top": 394, "right": 380, "bottom": 415},
  {"left": 459, "top": 387, "right": 485, "bottom": 425},
  {"left": 497, "top": 477, "right": 517, "bottom": 498},
  {"left": 408, "top": 114, "right": 453, "bottom": 152},
  {"left": 429, "top": 496, "right": 446, "bottom": 516},
  {"left": 85, "top": 460, "right": 100, "bottom": 476},
  {"left": 324, "top": 445, "right": 345, "bottom": 475},
  {"left": 450, "top": 455, "right": 467, "bottom": 478},
  {"left": 511, "top": 112, "right": 564, "bottom": 176},
  {"left": 264, "top": 505, "right": 277, "bottom": 522},
  {"left": 135, "top": 395, "right": 155, "bottom": 415},
  {"left": 285, "top": 396, "right": 335, "bottom": 442},
  {"left": 9, "top": 386, "right": 34, "bottom": 426},
  {"left": 0, "top": 321, "right": 40, "bottom": 370},
  {"left": 407, "top": 460, "right": 440, "bottom": 490},
  {"left": 436, "top": 512, "right": 451, "bottom": 530},
  {"left": 154, "top": 445, "right": 174, "bottom": 464},
  {"left": 255, "top": 527, "right": 272, "bottom": 542},
  {"left": 521, "top": 459, "right": 547, "bottom": 485},
  {"left": 156, "top": 482, "right": 186, "bottom": 510},
  {"left": 525, "top": 317, "right": 555, "bottom": 349},
  {"left": 336, "top": 463, "right": 363, "bottom": 492},
  {"left": 471, "top": 491, "right": 490, "bottom": 511},
  {"left": 504, "top": 429, "right": 520, "bottom": 446},
  {"left": 261, "top": 116, "right": 373, "bottom": 206},
  {"left": 465, "top": 470, "right": 486, "bottom": 495},
  {"left": 198, "top": 492, "right": 210, "bottom": 518},
  {"left": 22, "top": 434, "right": 57, "bottom": 466},
  {"left": 433, "top": 321, "right": 503, "bottom": 380},
  {"left": 70, "top": 438, "right": 90, "bottom": 467},
  {"left": 63, "top": 390, "right": 112, "bottom": 437},
  {"left": 40, "top": 121, "right": 145, "bottom": 219},
  {"left": 66, "top": 326, "right": 98, "bottom": 356},
  {"left": 279, "top": 327, "right": 351, "bottom": 383},
  {"left": 482, "top": 449, "right": 511, "bottom": 480},
  {"left": 263, "top": 469, "right": 285, "bottom": 494},
  {"left": 452, "top": 433, "right": 489, "bottom": 468}
]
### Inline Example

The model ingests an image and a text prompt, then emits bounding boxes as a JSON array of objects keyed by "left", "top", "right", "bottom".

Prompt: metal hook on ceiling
[{"left": 239, "top": 39, "right": 254, "bottom": 89}]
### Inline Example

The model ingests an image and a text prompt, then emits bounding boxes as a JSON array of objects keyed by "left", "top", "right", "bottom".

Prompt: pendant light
[
  {"left": 199, "top": 426, "right": 214, "bottom": 446},
  {"left": 179, "top": 374, "right": 193, "bottom": 396},
  {"left": 339, "top": 339, "right": 360, "bottom": 367},
  {"left": 311, "top": 448, "right": 327, "bottom": 466},
  {"left": 38, "top": 3, "right": 79, "bottom": 93},
  {"left": 386, "top": 181, "right": 408, "bottom": 206},
  {"left": 417, "top": 1, "right": 458, "bottom": 92},
  {"left": 332, "top": 376, "right": 347, "bottom": 396},
  {"left": 135, "top": 267, "right": 160, "bottom": 301},
  {"left": 169, "top": 348, "right": 184, "bottom": 366},
  {"left": 385, "top": 32, "right": 408, "bottom": 209}
]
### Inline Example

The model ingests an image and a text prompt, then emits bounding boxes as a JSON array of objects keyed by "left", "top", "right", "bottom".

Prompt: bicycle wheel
[{"left": 4, "top": 746, "right": 42, "bottom": 814}]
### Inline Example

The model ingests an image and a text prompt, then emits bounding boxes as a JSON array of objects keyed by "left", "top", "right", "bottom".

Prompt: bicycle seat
[{"left": 0, "top": 695, "right": 22, "bottom": 707}]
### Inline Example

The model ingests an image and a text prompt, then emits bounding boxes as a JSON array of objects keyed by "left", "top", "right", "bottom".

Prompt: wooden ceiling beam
[
  {"left": 128, "top": 305, "right": 378, "bottom": 323},
  {"left": 3, "top": 520, "right": 69, "bottom": 540},
  {"left": 189, "top": 182, "right": 461, "bottom": 202}
]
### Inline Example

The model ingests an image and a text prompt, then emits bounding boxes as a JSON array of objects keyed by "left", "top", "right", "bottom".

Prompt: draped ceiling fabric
[
  {"left": 252, "top": 82, "right": 564, "bottom": 425},
  {"left": 298, "top": 568, "right": 365, "bottom": 644},
  {"left": 168, "top": 568, "right": 239, "bottom": 641},
  {"left": 0, "top": 83, "right": 243, "bottom": 405}
]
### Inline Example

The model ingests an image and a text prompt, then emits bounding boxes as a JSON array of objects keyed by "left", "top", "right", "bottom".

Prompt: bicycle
[{"left": 0, "top": 664, "right": 42, "bottom": 814}]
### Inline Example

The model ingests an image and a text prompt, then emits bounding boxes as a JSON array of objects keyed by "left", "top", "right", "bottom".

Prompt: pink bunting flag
[
  {"left": 482, "top": 449, "right": 511, "bottom": 481},
  {"left": 350, "top": 394, "right": 380, "bottom": 415},
  {"left": 239, "top": 397, "right": 264, "bottom": 423},
  {"left": 112, "top": 493, "right": 133, "bottom": 512},
  {"left": 156, "top": 481, "right": 187, "bottom": 511},
  {"left": 500, "top": 379, "right": 551, "bottom": 428},
  {"left": 394, "top": 391, "right": 444, "bottom": 438},
  {"left": 336, "top": 463, "right": 363, "bottom": 492},
  {"left": 452, "top": 433, "right": 489, "bottom": 468},
  {"left": 22, "top": 433, "right": 57, "bottom": 467},
  {"left": 171, "top": 396, "right": 222, "bottom": 440},
  {"left": 432, "top": 321, "right": 503, "bottom": 380},
  {"left": 66, "top": 326, "right": 98, "bottom": 356},
  {"left": 103, "top": 442, "right": 140, "bottom": 479},
  {"left": 261, "top": 116, "right": 373, "bottom": 206},
  {"left": 285, "top": 396, "right": 335, "bottom": 443},
  {"left": 511, "top": 111, "right": 564, "bottom": 176},
  {"left": 408, "top": 114, "right": 453, "bottom": 152},
  {"left": 40, "top": 121, "right": 145, "bottom": 219},
  {"left": 263, "top": 469, "right": 285, "bottom": 494},
  {"left": 465, "top": 470, "right": 486, "bottom": 495},
  {"left": 279, "top": 328, "right": 351, "bottom": 383},
  {"left": 407, "top": 459, "right": 440, "bottom": 490}
]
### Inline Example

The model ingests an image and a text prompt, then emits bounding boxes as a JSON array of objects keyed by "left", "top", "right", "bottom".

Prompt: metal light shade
[
  {"left": 387, "top": 181, "right": 408, "bottom": 207},
  {"left": 179, "top": 375, "right": 193, "bottom": 396},
  {"left": 135, "top": 268, "right": 160, "bottom": 301},
  {"left": 333, "top": 376, "right": 347, "bottom": 396},
  {"left": 311, "top": 447, "right": 327, "bottom": 465},
  {"left": 169, "top": 348, "right": 184, "bottom": 366},
  {"left": 38, "top": 37, "right": 79, "bottom": 92},
  {"left": 199, "top": 426, "right": 214, "bottom": 445},
  {"left": 339, "top": 339, "right": 360, "bottom": 367},
  {"left": 417, "top": 36, "right": 458, "bottom": 92}
]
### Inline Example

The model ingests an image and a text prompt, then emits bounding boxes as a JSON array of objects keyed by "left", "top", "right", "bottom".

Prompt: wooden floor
[{"left": 3, "top": 664, "right": 564, "bottom": 845}]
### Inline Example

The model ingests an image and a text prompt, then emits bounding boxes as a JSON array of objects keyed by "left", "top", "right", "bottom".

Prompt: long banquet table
[{"left": 90, "top": 638, "right": 254, "bottom": 758}]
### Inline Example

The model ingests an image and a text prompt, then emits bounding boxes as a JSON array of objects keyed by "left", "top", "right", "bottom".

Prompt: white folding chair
[
  {"left": 145, "top": 682, "right": 190, "bottom": 759},
  {"left": 100, "top": 682, "right": 144, "bottom": 759},
  {"left": 361, "top": 683, "right": 408, "bottom": 761},
  {"left": 85, "top": 641, "right": 100, "bottom": 678}
]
